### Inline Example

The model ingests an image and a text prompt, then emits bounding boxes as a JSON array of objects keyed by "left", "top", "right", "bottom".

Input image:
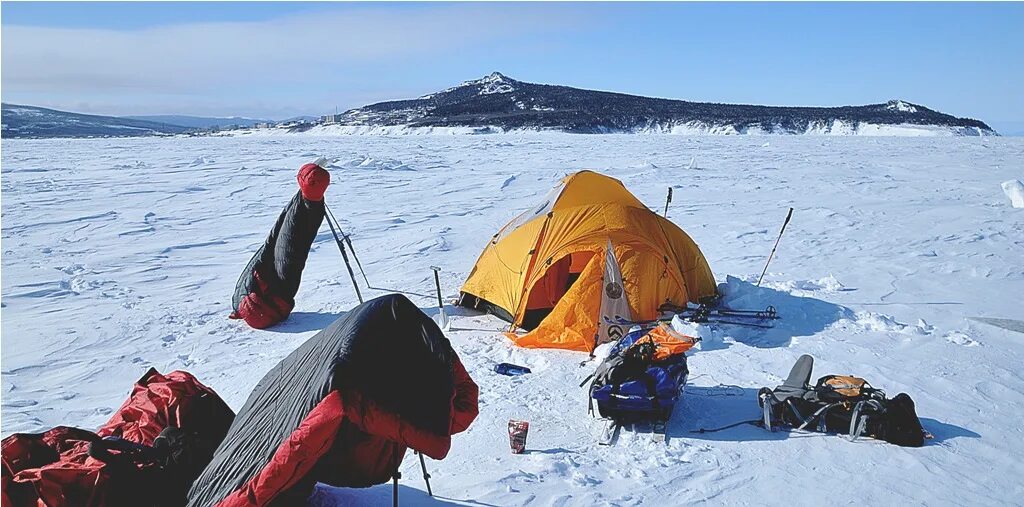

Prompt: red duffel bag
[{"left": 2, "top": 368, "right": 234, "bottom": 507}]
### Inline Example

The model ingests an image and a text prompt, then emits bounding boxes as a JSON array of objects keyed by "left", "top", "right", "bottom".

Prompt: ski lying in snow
[
  {"left": 702, "top": 318, "right": 775, "bottom": 329},
  {"left": 598, "top": 420, "right": 622, "bottom": 446},
  {"left": 659, "top": 303, "right": 779, "bottom": 321},
  {"left": 598, "top": 420, "right": 666, "bottom": 445},
  {"left": 601, "top": 315, "right": 667, "bottom": 329},
  {"left": 603, "top": 314, "right": 775, "bottom": 329}
]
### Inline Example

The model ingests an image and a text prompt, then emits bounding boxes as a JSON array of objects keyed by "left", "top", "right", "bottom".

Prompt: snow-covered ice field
[{"left": 2, "top": 134, "right": 1023, "bottom": 506}]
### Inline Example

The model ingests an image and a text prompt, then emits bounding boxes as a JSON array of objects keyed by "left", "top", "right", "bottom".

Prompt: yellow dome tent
[{"left": 457, "top": 170, "right": 716, "bottom": 353}]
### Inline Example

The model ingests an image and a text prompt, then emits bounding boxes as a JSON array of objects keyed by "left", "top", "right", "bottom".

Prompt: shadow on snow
[
  {"left": 311, "top": 483, "right": 497, "bottom": 507},
  {"left": 671, "top": 385, "right": 787, "bottom": 442},
  {"left": 703, "top": 276, "right": 856, "bottom": 349},
  {"left": 269, "top": 311, "right": 348, "bottom": 334},
  {"left": 920, "top": 417, "right": 981, "bottom": 443}
]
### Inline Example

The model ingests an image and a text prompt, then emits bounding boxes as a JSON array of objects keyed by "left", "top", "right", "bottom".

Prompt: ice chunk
[{"left": 1001, "top": 180, "right": 1024, "bottom": 208}]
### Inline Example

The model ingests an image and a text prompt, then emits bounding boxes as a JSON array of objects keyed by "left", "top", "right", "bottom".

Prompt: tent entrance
[{"left": 521, "top": 251, "right": 596, "bottom": 330}]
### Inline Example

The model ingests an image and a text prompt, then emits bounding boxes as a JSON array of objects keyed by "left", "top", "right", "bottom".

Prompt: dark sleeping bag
[
  {"left": 188, "top": 294, "right": 480, "bottom": 507},
  {"left": 230, "top": 162, "right": 330, "bottom": 329}
]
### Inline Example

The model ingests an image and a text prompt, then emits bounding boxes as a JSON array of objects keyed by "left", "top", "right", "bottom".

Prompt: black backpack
[
  {"left": 874, "top": 393, "right": 925, "bottom": 447},
  {"left": 89, "top": 425, "right": 224, "bottom": 506},
  {"left": 760, "top": 356, "right": 927, "bottom": 447},
  {"left": 590, "top": 338, "right": 658, "bottom": 389}
]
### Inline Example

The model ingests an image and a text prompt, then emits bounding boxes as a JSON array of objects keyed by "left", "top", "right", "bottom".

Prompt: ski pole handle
[{"left": 782, "top": 207, "right": 794, "bottom": 229}]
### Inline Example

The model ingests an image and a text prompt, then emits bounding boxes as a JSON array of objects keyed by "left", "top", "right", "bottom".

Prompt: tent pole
[
  {"left": 417, "top": 451, "right": 433, "bottom": 496},
  {"left": 324, "top": 204, "right": 433, "bottom": 300},
  {"left": 324, "top": 203, "right": 364, "bottom": 304},
  {"left": 392, "top": 474, "right": 399, "bottom": 507},
  {"left": 392, "top": 447, "right": 403, "bottom": 507},
  {"left": 326, "top": 204, "right": 371, "bottom": 287}
]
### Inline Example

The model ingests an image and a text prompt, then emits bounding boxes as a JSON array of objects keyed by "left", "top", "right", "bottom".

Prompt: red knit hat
[{"left": 297, "top": 162, "right": 330, "bottom": 201}]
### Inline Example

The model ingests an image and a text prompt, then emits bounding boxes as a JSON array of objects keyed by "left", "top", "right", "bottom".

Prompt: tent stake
[
  {"left": 430, "top": 266, "right": 448, "bottom": 329},
  {"left": 663, "top": 187, "right": 673, "bottom": 217},
  {"left": 757, "top": 208, "right": 794, "bottom": 287}
]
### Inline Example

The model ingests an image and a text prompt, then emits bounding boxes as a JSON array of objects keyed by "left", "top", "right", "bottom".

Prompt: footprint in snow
[
  {"left": 569, "top": 470, "right": 600, "bottom": 487},
  {"left": 3, "top": 399, "right": 39, "bottom": 408}
]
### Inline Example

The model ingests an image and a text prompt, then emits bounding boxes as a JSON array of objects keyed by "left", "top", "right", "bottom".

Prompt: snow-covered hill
[
  {"left": 1, "top": 104, "right": 189, "bottom": 138},
  {"left": 2, "top": 135, "right": 1023, "bottom": 505},
  {"left": 3, "top": 77, "right": 998, "bottom": 139},
  {"left": 322, "top": 72, "right": 996, "bottom": 136}
]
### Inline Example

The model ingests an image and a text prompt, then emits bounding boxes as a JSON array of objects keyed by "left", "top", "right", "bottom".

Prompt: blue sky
[{"left": 2, "top": 2, "right": 1022, "bottom": 131}]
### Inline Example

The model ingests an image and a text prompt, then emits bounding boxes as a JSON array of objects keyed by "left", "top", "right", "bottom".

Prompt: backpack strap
[
  {"left": 606, "top": 384, "right": 622, "bottom": 410},
  {"left": 795, "top": 402, "right": 843, "bottom": 431},
  {"left": 848, "top": 399, "right": 885, "bottom": 442},
  {"left": 640, "top": 371, "right": 660, "bottom": 410},
  {"left": 785, "top": 398, "right": 806, "bottom": 422}
]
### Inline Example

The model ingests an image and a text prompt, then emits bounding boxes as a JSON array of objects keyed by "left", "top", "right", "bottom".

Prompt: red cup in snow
[{"left": 508, "top": 420, "right": 529, "bottom": 454}]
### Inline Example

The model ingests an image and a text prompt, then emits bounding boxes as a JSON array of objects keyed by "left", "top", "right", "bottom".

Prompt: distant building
[{"left": 321, "top": 114, "right": 344, "bottom": 124}]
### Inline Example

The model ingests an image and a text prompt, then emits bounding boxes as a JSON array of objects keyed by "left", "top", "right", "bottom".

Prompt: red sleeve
[{"left": 449, "top": 357, "right": 479, "bottom": 435}]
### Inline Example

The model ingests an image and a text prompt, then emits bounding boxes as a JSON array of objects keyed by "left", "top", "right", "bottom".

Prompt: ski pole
[
  {"left": 430, "top": 266, "right": 448, "bottom": 329},
  {"left": 324, "top": 205, "right": 364, "bottom": 304},
  {"left": 663, "top": 187, "right": 673, "bottom": 218},
  {"left": 756, "top": 208, "right": 794, "bottom": 287}
]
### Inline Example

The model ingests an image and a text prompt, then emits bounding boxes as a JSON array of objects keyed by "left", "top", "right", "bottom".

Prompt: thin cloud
[{"left": 1, "top": 4, "right": 594, "bottom": 113}]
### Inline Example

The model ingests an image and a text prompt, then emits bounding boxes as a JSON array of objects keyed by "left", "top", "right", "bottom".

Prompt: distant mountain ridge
[
  {"left": 2, "top": 75, "right": 999, "bottom": 138},
  {"left": 124, "top": 115, "right": 273, "bottom": 129},
  {"left": 1, "top": 105, "right": 316, "bottom": 138},
  {"left": 330, "top": 72, "right": 996, "bottom": 136},
  {"left": 2, "top": 104, "right": 189, "bottom": 138}
]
